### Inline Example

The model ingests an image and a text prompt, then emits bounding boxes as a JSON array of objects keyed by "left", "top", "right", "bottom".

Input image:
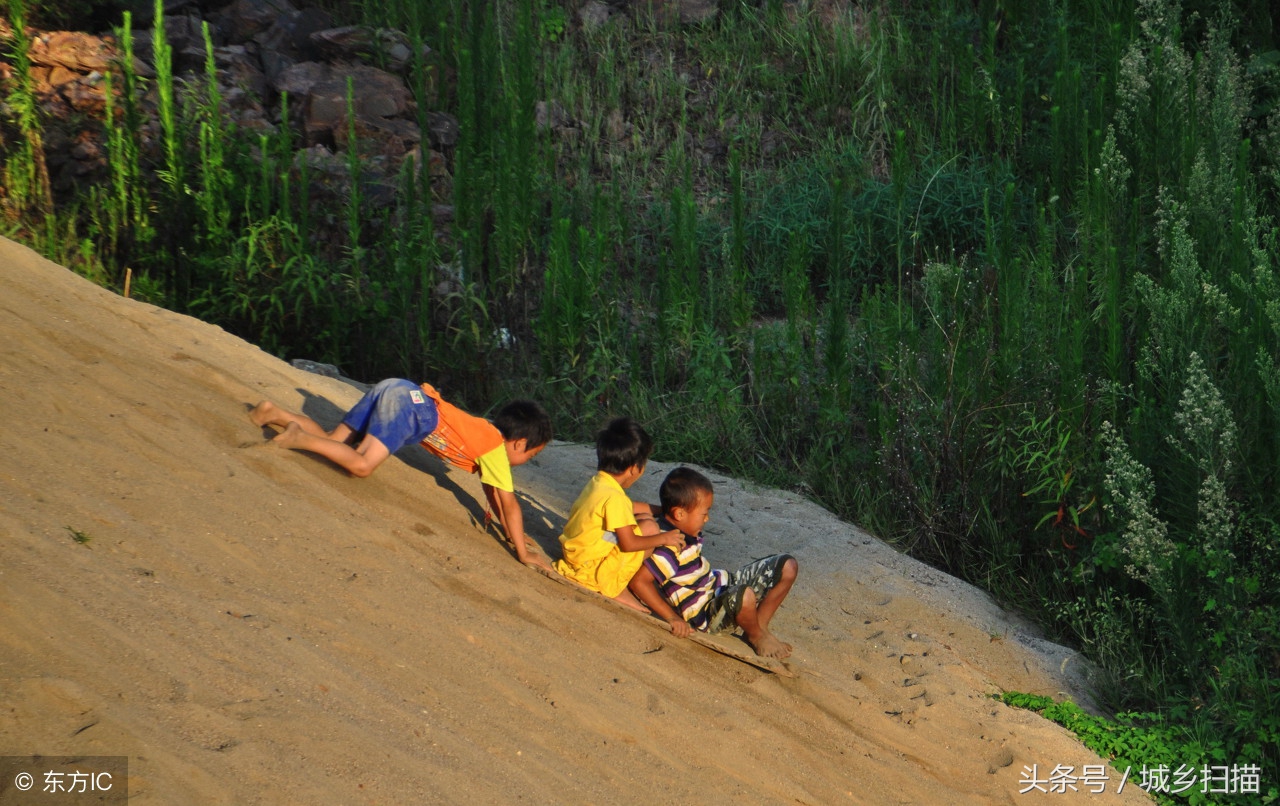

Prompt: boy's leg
[
  {"left": 732, "top": 587, "right": 791, "bottom": 659},
  {"left": 249, "top": 400, "right": 331, "bottom": 438},
  {"left": 271, "top": 379, "right": 432, "bottom": 477},
  {"left": 716, "top": 554, "right": 797, "bottom": 659},
  {"left": 611, "top": 586, "right": 650, "bottom": 613},
  {"left": 273, "top": 424, "right": 392, "bottom": 478},
  {"left": 748, "top": 556, "right": 798, "bottom": 632}
]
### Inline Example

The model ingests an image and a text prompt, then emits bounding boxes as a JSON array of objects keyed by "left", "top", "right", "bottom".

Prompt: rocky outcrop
[
  {"left": 1, "top": 0, "right": 755, "bottom": 227},
  {"left": 1, "top": 0, "right": 452, "bottom": 208}
]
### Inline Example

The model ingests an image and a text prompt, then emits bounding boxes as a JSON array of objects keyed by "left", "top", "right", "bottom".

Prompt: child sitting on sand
[
  {"left": 249, "top": 380, "right": 553, "bottom": 570},
  {"left": 554, "top": 417, "right": 681, "bottom": 610},
  {"left": 630, "top": 466, "right": 798, "bottom": 659}
]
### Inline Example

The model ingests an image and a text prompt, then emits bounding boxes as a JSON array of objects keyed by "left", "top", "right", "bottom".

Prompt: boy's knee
[
  {"left": 348, "top": 455, "right": 383, "bottom": 478},
  {"left": 781, "top": 557, "right": 798, "bottom": 581}
]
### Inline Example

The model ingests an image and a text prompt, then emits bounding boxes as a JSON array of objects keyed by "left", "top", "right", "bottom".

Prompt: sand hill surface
[{"left": 0, "top": 236, "right": 1151, "bottom": 804}]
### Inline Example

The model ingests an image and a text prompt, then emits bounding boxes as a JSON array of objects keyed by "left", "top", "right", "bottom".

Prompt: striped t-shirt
[{"left": 642, "top": 517, "right": 729, "bottom": 631}]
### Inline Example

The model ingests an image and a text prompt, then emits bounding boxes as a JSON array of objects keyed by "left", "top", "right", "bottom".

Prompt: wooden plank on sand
[{"left": 528, "top": 563, "right": 797, "bottom": 678}]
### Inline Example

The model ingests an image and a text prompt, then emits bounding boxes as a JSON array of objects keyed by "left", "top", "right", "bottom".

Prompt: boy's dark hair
[
  {"left": 493, "top": 400, "right": 553, "bottom": 448},
  {"left": 596, "top": 417, "right": 653, "bottom": 474},
  {"left": 659, "top": 467, "right": 714, "bottom": 513}
]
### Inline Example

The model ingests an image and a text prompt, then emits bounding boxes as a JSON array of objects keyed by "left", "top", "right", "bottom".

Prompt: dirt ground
[{"left": 0, "top": 236, "right": 1151, "bottom": 804}]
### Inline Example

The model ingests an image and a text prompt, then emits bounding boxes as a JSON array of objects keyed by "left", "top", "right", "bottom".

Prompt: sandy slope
[{"left": 0, "top": 236, "right": 1150, "bottom": 804}]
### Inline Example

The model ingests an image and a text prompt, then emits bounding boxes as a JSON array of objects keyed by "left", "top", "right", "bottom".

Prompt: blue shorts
[{"left": 341, "top": 379, "right": 439, "bottom": 455}]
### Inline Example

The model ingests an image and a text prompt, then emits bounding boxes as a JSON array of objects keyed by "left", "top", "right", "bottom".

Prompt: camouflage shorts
[{"left": 703, "top": 554, "right": 794, "bottom": 635}]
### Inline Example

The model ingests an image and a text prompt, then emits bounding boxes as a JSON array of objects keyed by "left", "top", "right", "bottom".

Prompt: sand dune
[{"left": 0, "top": 236, "right": 1150, "bottom": 804}]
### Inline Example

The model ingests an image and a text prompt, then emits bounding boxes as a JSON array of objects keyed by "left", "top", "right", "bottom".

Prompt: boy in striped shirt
[{"left": 629, "top": 467, "right": 798, "bottom": 659}]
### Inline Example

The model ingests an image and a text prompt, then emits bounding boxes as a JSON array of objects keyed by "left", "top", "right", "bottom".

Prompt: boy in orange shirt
[{"left": 249, "top": 379, "right": 552, "bottom": 570}]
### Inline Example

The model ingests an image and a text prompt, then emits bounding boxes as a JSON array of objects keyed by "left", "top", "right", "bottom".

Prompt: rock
[
  {"left": 405, "top": 147, "right": 450, "bottom": 183},
  {"left": 28, "top": 31, "right": 115, "bottom": 73},
  {"left": 697, "top": 134, "right": 726, "bottom": 167},
  {"left": 133, "top": 17, "right": 211, "bottom": 75},
  {"left": 224, "top": 89, "right": 274, "bottom": 133},
  {"left": 61, "top": 74, "right": 109, "bottom": 115},
  {"left": 290, "top": 359, "right": 342, "bottom": 377},
  {"left": 47, "top": 65, "right": 79, "bottom": 87},
  {"left": 164, "top": 13, "right": 208, "bottom": 55},
  {"left": 308, "top": 25, "right": 429, "bottom": 74},
  {"left": 210, "top": 44, "right": 269, "bottom": 101},
  {"left": 636, "top": 0, "right": 719, "bottom": 26},
  {"left": 219, "top": 0, "right": 299, "bottom": 43},
  {"left": 333, "top": 114, "right": 421, "bottom": 160},
  {"left": 579, "top": 1, "right": 615, "bottom": 31},
  {"left": 424, "top": 111, "right": 458, "bottom": 149},
  {"left": 535, "top": 99, "right": 570, "bottom": 130},
  {"left": 289, "top": 8, "right": 336, "bottom": 54},
  {"left": 605, "top": 108, "right": 627, "bottom": 142},
  {"left": 257, "top": 46, "right": 296, "bottom": 90},
  {"left": 252, "top": 8, "right": 317, "bottom": 55},
  {"left": 250, "top": 6, "right": 333, "bottom": 86},
  {"left": 303, "top": 64, "right": 410, "bottom": 145},
  {"left": 677, "top": 0, "right": 719, "bottom": 24},
  {"left": 68, "top": 131, "right": 104, "bottom": 165},
  {"left": 273, "top": 60, "right": 329, "bottom": 97}
]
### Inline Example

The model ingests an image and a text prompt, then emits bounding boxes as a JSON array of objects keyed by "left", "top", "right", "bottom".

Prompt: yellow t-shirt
[
  {"left": 475, "top": 443, "right": 514, "bottom": 493},
  {"left": 555, "top": 471, "right": 643, "bottom": 598}
]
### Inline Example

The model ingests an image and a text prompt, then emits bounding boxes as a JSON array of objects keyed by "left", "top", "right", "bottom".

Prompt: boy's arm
[
  {"left": 628, "top": 565, "right": 692, "bottom": 638},
  {"left": 614, "top": 524, "right": 681, "bottom": 554},
  {"left": 633, "top": 501, "right": 660, "bottom": 518},
  {"left": 483, "top": 483, "right": 553, "bottom": 572}
]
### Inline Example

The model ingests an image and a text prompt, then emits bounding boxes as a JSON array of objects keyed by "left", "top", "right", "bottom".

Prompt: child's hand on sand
[
  {"left": 668, "top": 617, "right": 693, "bottom": 638},
  {"left": 522, "top": 553, "right": 554, "bottom": 573}
]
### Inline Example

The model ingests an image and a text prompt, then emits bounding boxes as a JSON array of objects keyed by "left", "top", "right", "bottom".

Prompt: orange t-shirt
[{"left": 417, "top": 383, "right": 510, "bottom": 489}]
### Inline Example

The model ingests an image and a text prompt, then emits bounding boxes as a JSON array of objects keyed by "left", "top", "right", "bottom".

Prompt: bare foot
[
  {"left": 249, "top": 400, "right": 282, "bottom": 427},
  {"left": 749, "top": 631, "right": 792, "bottom": 659},
  {"left": 272, "top": 421, "right": 305, "bottom": 449},
  {"left": 612, "top": 588, "right": 651, "bottom": 614}
]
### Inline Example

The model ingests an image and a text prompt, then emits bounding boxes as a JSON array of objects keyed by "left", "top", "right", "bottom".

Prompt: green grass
[{"left": 65, "top": 526, "right": 92, "bottom": 545}]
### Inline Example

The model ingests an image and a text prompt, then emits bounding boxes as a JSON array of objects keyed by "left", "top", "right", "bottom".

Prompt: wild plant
[
  {"left": 342, "top": 77, "right": 365, "bottom": 302},
  {"left": 93, "top": 11, "right": 154, "bottom": 274},
  {"left": 194, "top": 22, "right": 231, "bottom": 246},
  {"left": 1, "top": 0, "right": 53, "bottom": 218},
  {"left": 535, "top": 213, "right": 616, "bottom": 394},
  {"left": 1100, "top": 419, "right": 1177, "bottom": 598}
]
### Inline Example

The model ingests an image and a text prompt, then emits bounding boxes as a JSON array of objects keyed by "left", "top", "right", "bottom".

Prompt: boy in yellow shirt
[{"left": 555, "top": 417, "right": 680, "bottom": 610}]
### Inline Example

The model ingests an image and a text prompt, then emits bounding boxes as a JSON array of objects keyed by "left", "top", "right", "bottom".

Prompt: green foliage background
[{"left": 4, "top": 0, "right": 1279, "bottom": 799}]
